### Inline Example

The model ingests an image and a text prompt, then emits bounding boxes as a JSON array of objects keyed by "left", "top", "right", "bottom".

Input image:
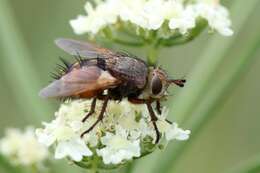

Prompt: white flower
[
  {"left": 70, "top": 0, "right": 233, "bottom": 37},
  {"left": 157, "top": 121, "right": 191, "bottom": 141},
  {"left": 165, "top": 123, "right": 191, "bottom": 141},
  {"left": 117, "top": 0, "right": 147, "bottom": 28},
  {"left": 193, "top": 2, "right": 233, "bottom": 36},
  {"left": 0, "top": 127, "right": 48, "bottom": 166},
  {"left": 36, "top": 99, "right": 190, "bottom": 167},
  {"left": 35, "top": 100, "right": 97, "bottom": 161},
  {"left": 142, "top": 0, "right": 166, "bottom": 30},
  {"left": 97, "top": 126, "right": 140, "bottom": 164},
  {"left": 168, "top": 5, "right": 196, "bottom": 34},
  {"left": 70, "top": 15, "right": 89, "bottom": 35},
  {"left": 36, "top": 117, "right": 74, "bottom": 146},
  {"left": 70, "top": 1, "right": 118, "bottom": 34},
  {"left": 156, "top": 107, "right": 190, "bottom": 141},
  {"left": 55, "top": 137, "right": 92, "bottom": 161},
  {"left": 36, "top": 116, "right": 93, "bottom": 161}
]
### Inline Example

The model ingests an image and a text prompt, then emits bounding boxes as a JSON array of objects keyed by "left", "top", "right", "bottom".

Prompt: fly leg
[
  {"left": 146, "top": 101, "right": 161, "bottom": 144},
  {"left": 156, "top": 100, "right": 162, "bottom": 115},
  {"left": 82, "top": 98, "right": 97, "bottom": 122},
  {"left": 156, "top": 100, "right": 172, "bottom": 124},
  {"left": 129, "top": 98, "right": 161, "bottom": 143},
  {"left": 128, "top": 98, "right": 146, "bottom": 104},
  {"left": 165, "top": 119, "right": 173, "bottom": 124},
  {"left": 81, "top": 96, "right": 109, "bottom": 138},
  {"left": 130, "top": 98, "right": 162, "bottom": 115}
]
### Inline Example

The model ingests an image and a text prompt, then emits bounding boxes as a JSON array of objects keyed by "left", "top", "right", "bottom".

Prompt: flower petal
[{"left": 55, "top": 138, "right": 92, "bottom": 162}]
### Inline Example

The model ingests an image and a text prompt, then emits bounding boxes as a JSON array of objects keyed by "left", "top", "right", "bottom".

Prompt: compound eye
[{"left": 151, "top": 75, "right": 162, "bottom": 95}]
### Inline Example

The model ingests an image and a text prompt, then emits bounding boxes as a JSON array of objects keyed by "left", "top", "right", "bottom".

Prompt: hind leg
[
  {"left": 81, "top": 96, "right": 109, "bottom": 138},
  {"left": 82, "top": 98, "right": 97, "bottom": 122}
]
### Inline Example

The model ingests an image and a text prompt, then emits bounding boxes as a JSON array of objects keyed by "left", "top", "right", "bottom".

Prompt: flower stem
[
  {"left": 112, "top": 38, "right": 144, "bottom": 47},
  {"left": 90, "top": 169, "right": 99, "bottom": 173},
  {"left": 103, "top": 27, "right": 145, "bottom": 47},
  {"left": 30, "top": 164, "right": 38, "bottom": 173},
  {"left": 90, "top": 155, "right": 100, "bottom": 173},
  {"left": 147, "top": 45, "right": 159, "bottom": 66},
  {"left": 160, "top": 20, "right": 207, "bottom": 47}
]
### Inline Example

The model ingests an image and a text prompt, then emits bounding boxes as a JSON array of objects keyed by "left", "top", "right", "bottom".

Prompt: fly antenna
[{"left": 168, "top": 79, "right": 186, "bottom": 87}]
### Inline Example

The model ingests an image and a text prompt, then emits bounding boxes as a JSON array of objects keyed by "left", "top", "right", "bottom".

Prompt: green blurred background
[{"left": 0, "top": 0, "right": 260, "bottom": 173}]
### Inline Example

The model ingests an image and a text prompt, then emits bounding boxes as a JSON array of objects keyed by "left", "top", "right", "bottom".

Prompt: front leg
[
  {"left": 156, "top": 100, "right": 162, "bottom": 115},
  {"left": 129, "top": 97, "right": 160, "bottom": 143},
  {"left": 146, "top": 101, "right": 161, "bottom": 144},
  {"left": 128, "top": 97, "right": 155, "bottom": 104},
  {"left": 130, "top": 98, "right": 161, "bottom": 115},
  {"left": 128, "top": 97, "right": 146, "bottom": 104}
]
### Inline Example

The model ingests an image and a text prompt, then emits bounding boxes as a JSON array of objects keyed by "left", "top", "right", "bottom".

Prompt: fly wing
[
  {"left": 39, "top": 66, "right": 120, "bottom": 98},
  {"left": 55, "top": 38, "right": 115, "bottom": 58}
]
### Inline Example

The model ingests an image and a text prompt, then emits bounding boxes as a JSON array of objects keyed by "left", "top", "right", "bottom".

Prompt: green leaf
[
  {"left": 131, "top": 0, "right": 260, "bottom": 173},
  {"left": 226, "top": 156, "right": 260, "bottom": 173},
  {"left": 167, "top": 27, "right": 260, "bottom": 173},
  {"left": 0, "top": 0, "right": 53, "bottom": 123}
]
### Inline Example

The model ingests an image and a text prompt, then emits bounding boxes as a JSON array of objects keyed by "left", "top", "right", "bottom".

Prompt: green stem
[
  {"left": 90, "top": 169, "right": 99, "bottom": 173},
  {"left": 30, "top": 164, "right": 39, "bottom": 173},
  {"left": 160, "top": 20, "right": 207, "bottom": 47},
  {"left": 147, "top": 45, "right": 159, "bottom": 66},
  {"left": 118, "top": 23, "right": 147, "bottom": 42},
  {"left": 125, "top": 162, "right": 134, "bottom": 173},
  {"left": 112, "top": 38, "right": 144, "bottom": 47},
  {"left": 91, "top": 155, "right": 99, "bottom": 173},
  {"left": 103, "top": 27, "right": 145, "bottom": 47}
]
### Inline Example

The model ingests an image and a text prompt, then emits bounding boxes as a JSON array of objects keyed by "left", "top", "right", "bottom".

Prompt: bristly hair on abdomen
[
  {"left": 50, "top": 57, "right": 71, "bottom": 80},
  {"left": 50, "top": 55, "right": 87, "bottom": 80}
]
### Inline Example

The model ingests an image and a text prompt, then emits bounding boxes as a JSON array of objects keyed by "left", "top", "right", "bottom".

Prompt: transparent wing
[
  {"left": 55, "top": 38, "right": 115, "bottom": 58},
  {"left": 39, "top": 66, "right": 120, "bottom": 98}
]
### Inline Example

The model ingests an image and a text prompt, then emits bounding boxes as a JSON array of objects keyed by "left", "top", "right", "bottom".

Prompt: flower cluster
[
  {"left": 70, "top": 0, "right": 233, "bottom": 39},
  {"left": 36, "top": 99, "right": 190, "bottom": 168},
  {"left": 0, "top": 127, "right": 49, "bottom": 167}
]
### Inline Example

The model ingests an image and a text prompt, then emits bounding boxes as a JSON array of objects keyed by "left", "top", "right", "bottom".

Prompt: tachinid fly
[{"left": 39, "top": 38, "right": 186, "bottom": 143}]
